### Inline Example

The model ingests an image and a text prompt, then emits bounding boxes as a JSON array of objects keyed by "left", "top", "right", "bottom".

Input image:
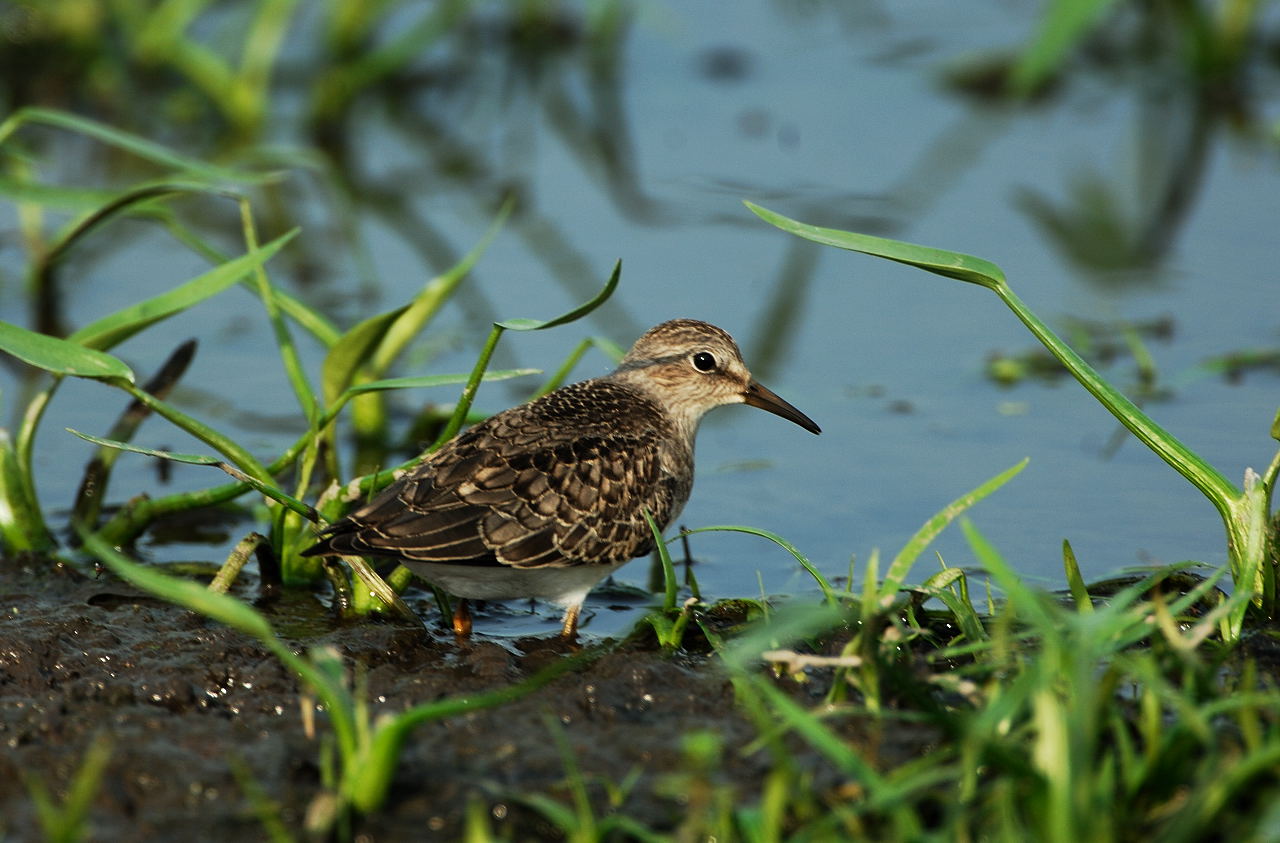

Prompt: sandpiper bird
[{"left": 304, "top": 319, "right": 820, "bottom": 637}]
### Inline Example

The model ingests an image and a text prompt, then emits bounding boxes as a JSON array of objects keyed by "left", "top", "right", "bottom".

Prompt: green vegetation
[
  {"left": 2, "top": 134, "right": 1278, "bottom": 836},
  {"left": 2, "top": 0, "right": 1279, "bottom": 838},
  {"left": 0, "top": 111, "right": 626, "bottom": 610},
  {"left": 747, "top": 201, "right": 1279, "bottom": 642}
]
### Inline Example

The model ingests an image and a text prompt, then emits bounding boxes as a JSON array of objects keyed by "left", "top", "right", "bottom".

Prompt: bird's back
[{"left": 305, "top": 379, "right": 694, "bottom": 569}]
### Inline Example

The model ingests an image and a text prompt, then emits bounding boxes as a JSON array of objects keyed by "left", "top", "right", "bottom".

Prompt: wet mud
[{"left": 0, "top": 559, "right": 854, "bottom": 840}]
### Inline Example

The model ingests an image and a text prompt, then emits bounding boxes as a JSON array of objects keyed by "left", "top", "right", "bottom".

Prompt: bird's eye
[{"left": 692, "top": 351, "right": 717, "bottom": 372}]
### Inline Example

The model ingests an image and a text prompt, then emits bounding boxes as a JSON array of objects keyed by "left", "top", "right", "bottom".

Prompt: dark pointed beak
[{"left": 743, "top": 380, "right": 821, "bottom": 434}]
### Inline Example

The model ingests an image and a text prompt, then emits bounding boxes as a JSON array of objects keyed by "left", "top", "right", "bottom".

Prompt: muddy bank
[{"left": 0, "top": 560, "right": 880, "bottom": 839}]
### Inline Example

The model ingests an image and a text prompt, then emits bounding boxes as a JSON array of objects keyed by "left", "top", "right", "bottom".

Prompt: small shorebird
[{"left": 304, "top": 319, "right": 820, "bottom": 637}]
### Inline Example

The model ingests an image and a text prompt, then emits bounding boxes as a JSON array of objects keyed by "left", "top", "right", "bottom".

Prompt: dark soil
[{"left": 0, "top": 559, "right": 866, "bottom": 840}]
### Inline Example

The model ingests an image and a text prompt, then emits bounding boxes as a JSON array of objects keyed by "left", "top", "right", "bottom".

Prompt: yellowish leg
[
  {"left": 452, "top": 598, "right": 473, "bottom": 637},
  {"left": 560, "top": 603, "right": 582, "bottom": 638}
]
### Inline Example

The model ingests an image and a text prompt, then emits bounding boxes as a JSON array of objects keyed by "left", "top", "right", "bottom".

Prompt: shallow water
[{"left": 3, "top": 2, "right": 1277, "bottom": 633}]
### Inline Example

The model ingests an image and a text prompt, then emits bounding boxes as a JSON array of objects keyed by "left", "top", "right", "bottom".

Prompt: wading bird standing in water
[{"left": 304, "top": 319, "right": 820, "bottom": 637}]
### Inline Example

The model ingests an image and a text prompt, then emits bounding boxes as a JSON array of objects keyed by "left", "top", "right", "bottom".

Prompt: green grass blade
[
  {"left": 336, "top": 197, "right": 509, "bottom": 472},
  {"left": 748, "top": 203, "right": 1251, "bottom": 609},
  {"left": 747, "top": 203, "right": 1237, "bottom": 509},
  {"left": 310, "top": 0, "right": 470, "bottom": 117},
  {"left": 232, "top": 0, "right": 299, "bottom": 131},
  {"left": 921, "top": 567, "right": 988, "bottom": 647},
  {"left": 744, "top": 672, "right": 887, "bottom": 789},
  {"left": 961, "top": 517, "right": 1055, "bottom": 630},
  {"left": 369, "top": 196, "right": 515, "bottom": 374},
  {"left": 326, "top": 369, "right": 540, "bottom": 436},
  {"left": 682, "top": 524, "right": 836, "bottom": 606},
  {"left": 532, "top": 336, "right": 626, "bottom": 397},
  {"left": 350, "top": 648, "right": 598, "bottom": 814},
  {"left": 426, "top": 261, "right": 622, "bottom": 448},
  {"left": 1062, "top": 539, "right": 1093, "bottom": 614},
  {"left": 22, "top": 732, "right": 112, "bottom": 843},
  {"left": 68, "top": 228, "right": 298, "bottom": 351},
  {"left": 322, "top": 306, "right": 409, "bottom": 405},
  {"left": 645, "top": 509, "right": 679, "bottom": 613},
  {"left": 0, "top": 321, "right": 135, "bottom": 383},
  {"left": 83, "top": 528, "right": 276, "bottom": 643},
  {"left": 59, "top": 733, "right": 113, "bottom": 842},
  {"left": 37, "top": 182, "right": 225, "bottom": 279},
  {"left": 882, "top": 458, "right": 1028, "bottom": 596},
  {"left": 70, "top": 339, "right": 196, "bottom": 532},
  {"left": 236, "top": 206, "right": 315, "bottom": 424},
  {"left": 745, "top": 201, "right": 1006, "bottom": 288},
  {"left": 340, "top": 369, "right": 541, "bottom": 399},
  {"left": 495, "top": 260, "right": 621, "bottom": 332},
  {"left": 227, "top": 755, "right": 293, "bottom": 843},
  {"left": 1010, "top": 0, "right": 1118, "bottom": 96},
  {"left": 79, "top": 530, "right": 359, "bottom": 758},
  {"left": 113, "top": 381, "right": 273, "bottom": 484},
  {"left": 67, "top": 429, "right": 226, "bottom": 467},
  {"left": 860, "top": 548, "right": 881, "bottom": 624},
  {"left": 0, "top": 107, "right": 273, "bottom": 183},
  {"left": 152, "top": 209, "right": 338, "bottom": 346},
  {"left": 993, "top": 281, "right": 1239, "bottom": 512},
  {"left": 0, "top": 176, "right": 119, "bottom": 211},
  {"left": 66, "top": 429, "right": 317, "bottom": 522},
  {"left": 0, "top": 428, "right": 53, "bottom": 552}
]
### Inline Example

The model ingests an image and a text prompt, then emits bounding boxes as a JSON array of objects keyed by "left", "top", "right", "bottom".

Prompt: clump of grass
[
  {"left": 0, "top": 110, "right": 635, "bottom": 621},
  {"left": 675, "top": 525, "right": 1278, "bottom": 840}
]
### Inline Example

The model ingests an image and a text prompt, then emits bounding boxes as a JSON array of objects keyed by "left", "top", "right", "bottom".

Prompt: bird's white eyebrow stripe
[{"left": 615, "top": 354, "right": 686, "bottom": 371}]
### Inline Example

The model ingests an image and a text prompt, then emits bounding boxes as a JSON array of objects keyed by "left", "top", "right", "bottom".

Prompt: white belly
[{"left": 400, "top": 560, "right": 629, "bottom": 607}]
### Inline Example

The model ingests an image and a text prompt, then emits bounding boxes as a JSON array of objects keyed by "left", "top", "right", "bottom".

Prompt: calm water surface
[{"left": 6, "top": 2, "right": 1278, "bottom": 633}]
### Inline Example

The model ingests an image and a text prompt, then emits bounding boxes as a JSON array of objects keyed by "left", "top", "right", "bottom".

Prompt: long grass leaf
[
  {"left": 682, "top": 524, "right": 836, "bottom": 606},
  {"left": 78, "top": 530, "right": 360, "bottom": 757},
  {"left": 66, "top": 429, "right": 317, "bottom": 521},
  {"left": 919, "top": 567, "right": 987, "bottom": 642},
  {"left": 0, "top": 321, "right": 134, "bottom": 382},
  {"left": 322, "top": 306, "right": 409, "bottom": 405},
  {"left": 961, "top": 518, "right": 1055, "bottom": 630},
  {"left": 496, "top": 260, "right": 621, "bottom": 332},
  {"left": 113, "top": 382, "right": 273, "bottom": 484},
  {"left": 748, "top": 202, "right": 1251, "bottom": 623},
  {"left": 370, "top": 196, "right": 515, "bottom": 374},
  {"left": 346, "top": 369, "right": 541, "bottom": 396},
  {"left": 882, "top": 459, "right": 1029, "bottom": 596},
  {"left": 0, "top": 107, "right": 273, "bottom": 183},
  {"left": 68, "top": 229, "right": 298, "bottom": 351},
  {"left": 350, "top": 649, "right": 598, "bottom": 813},
  {"left": 745, "top": 201, "right": 1005, "bottom": 288},
  {"left": 0, "top": 177, "right": 118, "bottom": 211},
  {"left": 71, "top": 339, "right": 196, "bottom": 530},
  {"left": 38, "top": 182, "right": 226, "bottom": 278},
  {"left": 646, "top": 509, "right": 679, "bottom": 612},
  {"left": 311, "top": 0, "right": 470, "bottom": 116},
  {"left": 83, "top": 529, "right": 277, "bottom": 641}
]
